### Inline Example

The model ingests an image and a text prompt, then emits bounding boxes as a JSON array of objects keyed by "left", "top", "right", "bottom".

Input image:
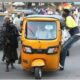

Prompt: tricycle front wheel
[{"left": 34, "top": 67, "right": 42, "bottom": 79}]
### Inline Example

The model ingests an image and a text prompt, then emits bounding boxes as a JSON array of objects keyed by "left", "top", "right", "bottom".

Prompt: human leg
[
  {"left": 5, "top": 59, "right": 10, "bottom": 72},
  {"left": 18, "top": 55, "right": 21, "bottom": 64},
  {"left": 11, "top": 63, "right": 15, "bottom": 69},
  {"left": 60, "top": 35, "right": 80, "bottom": 70}
]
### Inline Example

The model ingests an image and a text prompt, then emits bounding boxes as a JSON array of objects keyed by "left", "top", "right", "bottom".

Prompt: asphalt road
[{"left": 0, "top": 40, "right": 80, "bottom": 80}]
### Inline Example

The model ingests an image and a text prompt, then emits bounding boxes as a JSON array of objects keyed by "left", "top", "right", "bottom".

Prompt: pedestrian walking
[
  {"left": 3, "top": 16, "right": 19, "bottom": 72},
  {"left": 13, "top": 14, "right": 22, "bottom": 34}
]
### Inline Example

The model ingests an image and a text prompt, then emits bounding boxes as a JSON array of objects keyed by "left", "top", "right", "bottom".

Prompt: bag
[{"left": 62, "top": 28, "right": 71, "bottom": 44}]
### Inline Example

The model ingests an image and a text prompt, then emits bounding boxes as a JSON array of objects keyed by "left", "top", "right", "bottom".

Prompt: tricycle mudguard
[{"left": 31, "top": 59, "right": 45, "bottom": 67}]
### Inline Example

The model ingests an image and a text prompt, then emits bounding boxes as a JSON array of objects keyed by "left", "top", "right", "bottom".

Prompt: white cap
[{"left": 4, "top": 16, "right": 10, "bottom": 20}]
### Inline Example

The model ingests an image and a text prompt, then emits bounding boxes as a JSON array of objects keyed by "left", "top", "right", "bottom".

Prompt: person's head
[
  {"left": 18, "top": 15, "right": 20, "bottom": 18},
  {"left": 62, "top": 9, "right": 70, "bottom": 17},
  {"left": 17, "top": 13, "right": 21, "bottom": 18},
  {"left": 4, "top": 16, "right": 11, "bottom": 24}
]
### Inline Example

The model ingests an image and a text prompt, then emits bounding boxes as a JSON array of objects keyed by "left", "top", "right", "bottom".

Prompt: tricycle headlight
[
  {"left": 23, "top": 46, "right": 32, "bottom": 53},
  {"left": 47, "top": 47, "right": 58, "bottom": 54},
  {"left": 47, "top": 48, "right": 55, "bottom": 54}
]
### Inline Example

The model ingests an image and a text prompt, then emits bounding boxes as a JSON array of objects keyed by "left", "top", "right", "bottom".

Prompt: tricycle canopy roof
[{"left": 27, "top": 15, "right": 63, "bottom": 21}]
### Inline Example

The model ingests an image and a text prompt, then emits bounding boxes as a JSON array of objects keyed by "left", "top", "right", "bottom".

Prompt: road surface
[{"left": 0, "top": 40, "right": 80, "bottom": 79}]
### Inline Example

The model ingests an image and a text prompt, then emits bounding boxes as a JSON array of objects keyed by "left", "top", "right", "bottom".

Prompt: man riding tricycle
[{"left": 20, "top": 15, "right": 62, "bottom": 79}]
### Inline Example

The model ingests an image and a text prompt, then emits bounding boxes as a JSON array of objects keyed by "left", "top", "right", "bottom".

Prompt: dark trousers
[{"left": 60, "top": 35, "right": 80, "bottom": 67}]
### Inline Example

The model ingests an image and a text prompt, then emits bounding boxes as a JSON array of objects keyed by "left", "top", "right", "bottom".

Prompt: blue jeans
[{"left": 60, "top": 35, "right": 80, "bottom": 68}]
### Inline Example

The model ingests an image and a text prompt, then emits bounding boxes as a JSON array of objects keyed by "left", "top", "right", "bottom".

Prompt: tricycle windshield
[{"left": 26, "top": 21, "right": 57, "bottom": 40}]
